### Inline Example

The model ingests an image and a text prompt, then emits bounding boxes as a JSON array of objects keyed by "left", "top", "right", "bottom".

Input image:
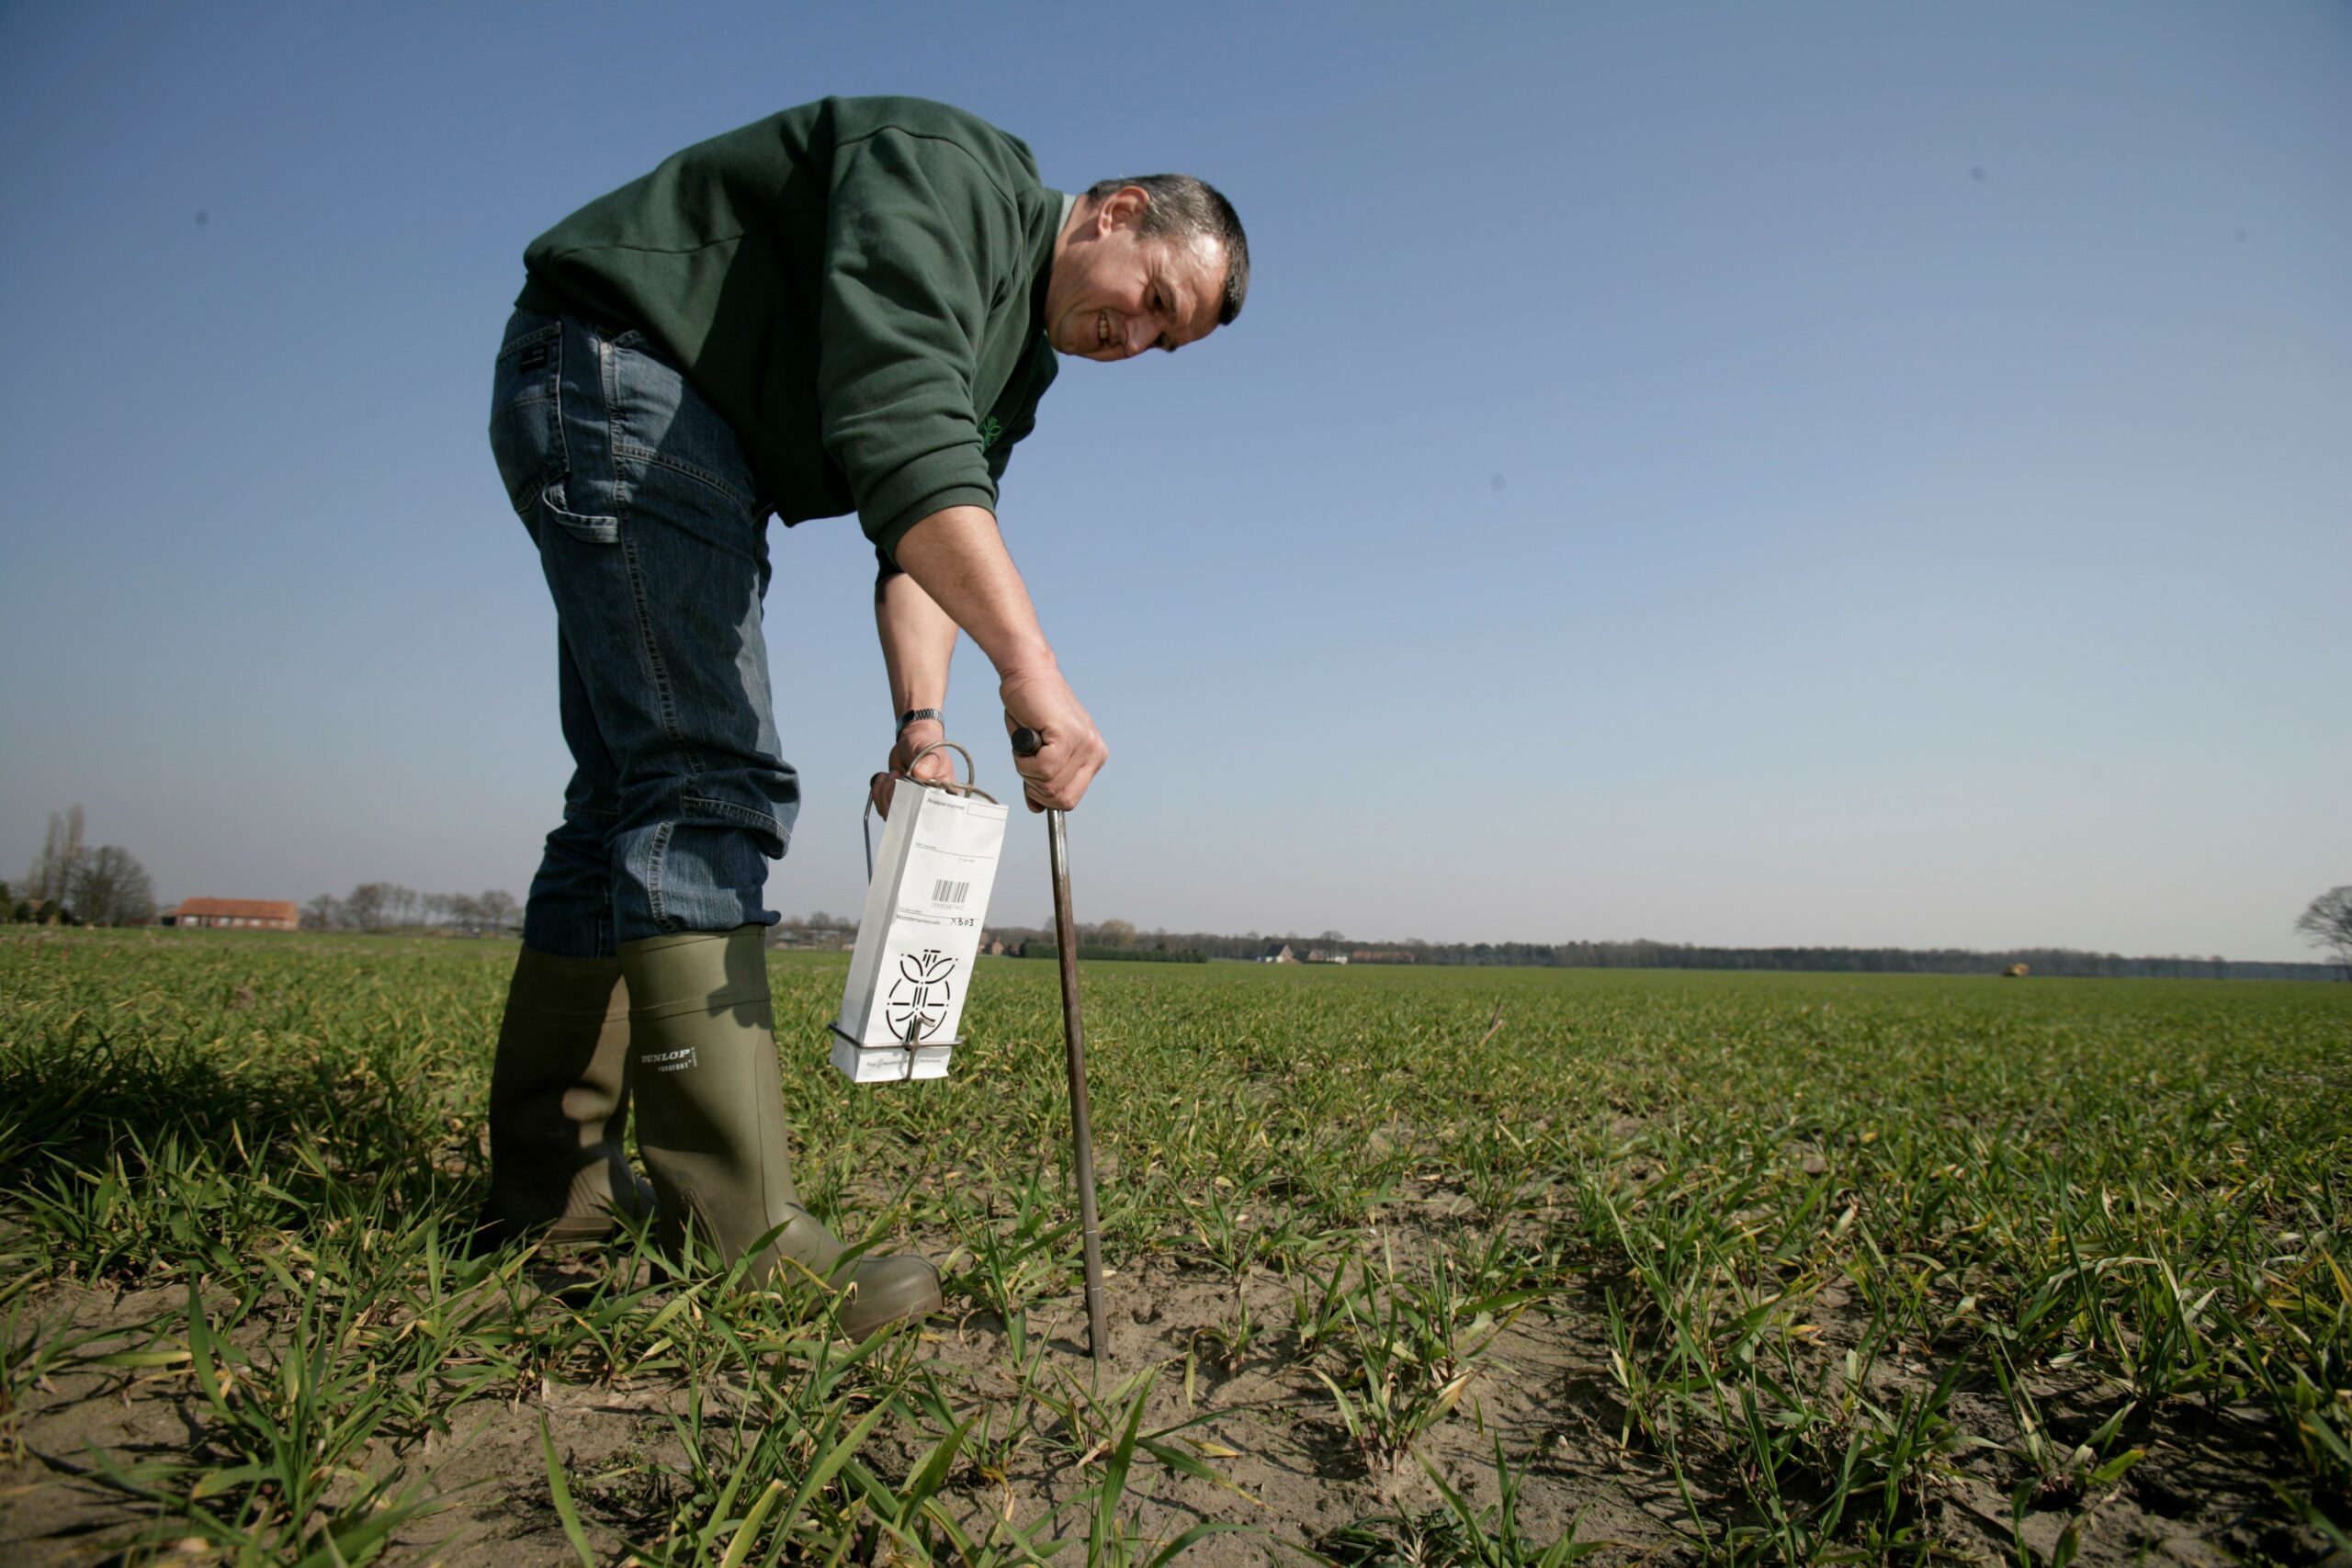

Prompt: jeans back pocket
[{"left": 489, "top": 312, "right": 567, "bottom": 519}]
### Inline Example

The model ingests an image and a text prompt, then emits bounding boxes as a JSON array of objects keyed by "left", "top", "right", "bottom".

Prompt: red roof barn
[{"left": 168, "top": 897, "right": 300, "bottom": 931}]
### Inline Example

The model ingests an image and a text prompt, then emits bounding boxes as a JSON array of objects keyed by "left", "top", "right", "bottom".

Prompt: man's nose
[{"left": 1122, "top": 314, "right": 1155, "bottom": 357}]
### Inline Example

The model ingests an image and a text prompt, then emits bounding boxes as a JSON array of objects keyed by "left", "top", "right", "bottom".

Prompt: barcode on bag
[{"left": 931, "top": 878, "right": 970, "bottom": 908}]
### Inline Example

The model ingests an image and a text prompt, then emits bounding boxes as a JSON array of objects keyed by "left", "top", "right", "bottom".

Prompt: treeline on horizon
[{"left": 969, "top": 924, "right": 2343, "bottom": 982}]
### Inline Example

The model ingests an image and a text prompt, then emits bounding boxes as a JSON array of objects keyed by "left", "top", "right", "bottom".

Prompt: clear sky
[{"left": 2, "top": 3, "right": 2345, "bottom": 961}]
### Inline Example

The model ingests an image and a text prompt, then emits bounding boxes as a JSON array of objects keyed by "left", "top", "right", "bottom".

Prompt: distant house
[
  {"left": 772, "top": 926, "right": 854, "bottom": 950},
  {"left": 1262, "top": 943, "right": 1297, "bottom": 964},
  {"left": 1351, "top": 949, "right": 1416, "bottom": 964},
  {"left": 167, "top": 897, "right": 300, "bottom": 931},
  {"left": 983, "top": 936, "right": 1008, "bottom": 956}
]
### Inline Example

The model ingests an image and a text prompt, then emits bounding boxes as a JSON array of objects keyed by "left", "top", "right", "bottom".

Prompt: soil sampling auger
[{"left": 1011, "top": 724, "right": 1110, "bottom": 1366}]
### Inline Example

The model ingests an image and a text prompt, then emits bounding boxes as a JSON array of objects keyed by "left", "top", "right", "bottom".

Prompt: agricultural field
[{"left": 2, "top": 930, "right": 2347, "bottom": 1565}]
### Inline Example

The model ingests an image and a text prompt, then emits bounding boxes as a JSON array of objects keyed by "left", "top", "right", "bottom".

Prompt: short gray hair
[{"left": 1084, "top": 175, "right": 1250, "bottom": 324}]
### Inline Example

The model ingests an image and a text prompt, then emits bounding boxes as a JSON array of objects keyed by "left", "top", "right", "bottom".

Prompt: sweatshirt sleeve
[
  {"left": 987, "top": 378, "right": 1043, "bottom": 484},
  {"left": 817, "top": 128, "right": 1016, "bottom": 563}
]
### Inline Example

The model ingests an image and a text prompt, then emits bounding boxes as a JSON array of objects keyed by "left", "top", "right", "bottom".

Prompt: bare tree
[
  {"left": 303, "top": 894, "right": 343, "bottom": 931},
  {"left": 2295, "top": 886, "right": 2352, "bottom": 980},
  {"left": 421, "top": 892, "right": 450, "bottom": 928},
  {"left": 25, "top": 805, "right": 86, "bottom": 909},
  {"left": 69, "top": 846, "right": 155, "bottom": 926},
  {"left": 389, "top": 886, "right": 420, "bottom": 927},
  {"left": 1094, "top": 918, "right": 1137, "bottom": 947},
  {"left": 345, "top": 883, "right": 391, "bottom": 931},
  {"left": 447, "top": 893, "right": 484, "bottom": 934},
  {"left": 477, "top": 890, "right": 519, "bottom": 933}
]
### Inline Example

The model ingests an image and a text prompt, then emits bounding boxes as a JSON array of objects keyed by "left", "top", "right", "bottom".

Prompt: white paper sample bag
[{"left": 831, "top": 783, "right": 1008, "bottom": 1081}]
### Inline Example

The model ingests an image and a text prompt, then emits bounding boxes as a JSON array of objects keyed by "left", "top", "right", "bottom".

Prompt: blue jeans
[{"left": 487, "top": 308, "right": 794, "bottom": 957}]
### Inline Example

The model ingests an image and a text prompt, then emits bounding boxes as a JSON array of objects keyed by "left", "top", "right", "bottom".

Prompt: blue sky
[{"left": 1, "top": 2, "right": 2345, "bottom": 960}]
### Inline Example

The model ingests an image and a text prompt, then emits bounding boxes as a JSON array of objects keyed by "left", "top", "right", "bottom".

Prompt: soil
[{"left": 4, "top": 1189, "right": 2340, "bottom": 1565}]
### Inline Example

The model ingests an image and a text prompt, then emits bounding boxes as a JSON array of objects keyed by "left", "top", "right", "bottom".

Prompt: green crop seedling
[{"left": 1, "top": 931, "right": 2346, "bottom": 1561}]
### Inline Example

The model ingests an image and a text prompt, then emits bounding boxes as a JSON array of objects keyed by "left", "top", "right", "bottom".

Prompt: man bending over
[{"left": 471, "top": 96, "right": 1248, "bottom": 1337}]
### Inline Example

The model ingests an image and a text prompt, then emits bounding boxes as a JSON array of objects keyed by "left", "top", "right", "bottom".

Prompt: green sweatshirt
[{"left": 514, "top": 96, "right": 1064, "bottom": 562}]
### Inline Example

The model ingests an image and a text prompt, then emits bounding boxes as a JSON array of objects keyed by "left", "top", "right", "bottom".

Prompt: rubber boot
[
  {"left": 472, "top": 948, "right": 656, "bottom": 1252},
  {"left": 621, "top": 925, "right": 941, "bottom": 1338}
]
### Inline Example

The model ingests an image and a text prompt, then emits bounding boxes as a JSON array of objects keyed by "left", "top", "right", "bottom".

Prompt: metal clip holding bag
[{"left": 830, "top": 741, "right": 1010, "bottom": 1083}]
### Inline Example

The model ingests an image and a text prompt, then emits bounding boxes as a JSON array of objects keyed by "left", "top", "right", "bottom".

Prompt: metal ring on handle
[
  {"left": 862, "top": 739, "right": 999, "bottom": 879},
  {"left": 903, "top": 739, "right": 984, "bottom": 795}
]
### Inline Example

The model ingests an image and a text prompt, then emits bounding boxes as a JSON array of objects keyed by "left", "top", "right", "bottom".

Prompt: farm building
[{"left": 165, "top": 897, "right": 300, "bottom": 931}]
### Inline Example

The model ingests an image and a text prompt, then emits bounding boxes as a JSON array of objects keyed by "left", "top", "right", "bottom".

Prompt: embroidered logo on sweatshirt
[{"left": 978, "top": 416, "right": 1003, "bottom": 452}]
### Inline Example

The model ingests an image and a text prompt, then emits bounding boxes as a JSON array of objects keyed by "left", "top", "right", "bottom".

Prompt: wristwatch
[{"left": 896, "top": 707, "right": 944, "bottom": 736}]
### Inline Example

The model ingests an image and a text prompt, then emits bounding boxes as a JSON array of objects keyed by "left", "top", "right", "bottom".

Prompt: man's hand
[
  {"left": 1001, "top": 666, "right": 1106, "bottom": 812},
  {"left": 869, "top": 717, "right": 958, "bottom": 818}
]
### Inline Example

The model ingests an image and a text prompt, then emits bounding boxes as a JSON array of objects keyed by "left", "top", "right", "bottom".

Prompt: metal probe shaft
[{"left": 1012, "top": 726, "right": 1110, "bottom": 1363}]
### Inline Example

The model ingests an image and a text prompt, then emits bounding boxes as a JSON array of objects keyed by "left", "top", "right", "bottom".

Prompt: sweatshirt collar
[{"left": 1034, "top": 191, "right": 1074, "bottom": 338}]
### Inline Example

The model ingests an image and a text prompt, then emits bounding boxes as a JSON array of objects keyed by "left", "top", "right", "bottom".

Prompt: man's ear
[{"left": 1099, "top": 185, "right": 1151, "bottom": 233}]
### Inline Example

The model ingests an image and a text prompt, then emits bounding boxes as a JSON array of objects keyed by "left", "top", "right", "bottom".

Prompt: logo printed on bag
[
  {"left": 644, "top": 1045, "right": 697, "bottom": 1073},
  {"left": 886, "top": 949, "right": 957, "bottom": 1042}
]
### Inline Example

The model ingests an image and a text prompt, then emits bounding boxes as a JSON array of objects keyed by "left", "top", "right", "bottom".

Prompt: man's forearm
[
  {"left": 889, "top": 502, "right": 1105, "bottom": 812},
  {"left": 888, "top": 505, "right": 1057, "bottom": 679},
  {"left": 875, "top": 570, "right": 959, "bottom": 721}
]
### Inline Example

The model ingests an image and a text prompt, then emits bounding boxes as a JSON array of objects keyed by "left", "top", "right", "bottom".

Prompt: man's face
[{"left": 1044, "top": 188, "right": 1228, "bottom": 362}]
